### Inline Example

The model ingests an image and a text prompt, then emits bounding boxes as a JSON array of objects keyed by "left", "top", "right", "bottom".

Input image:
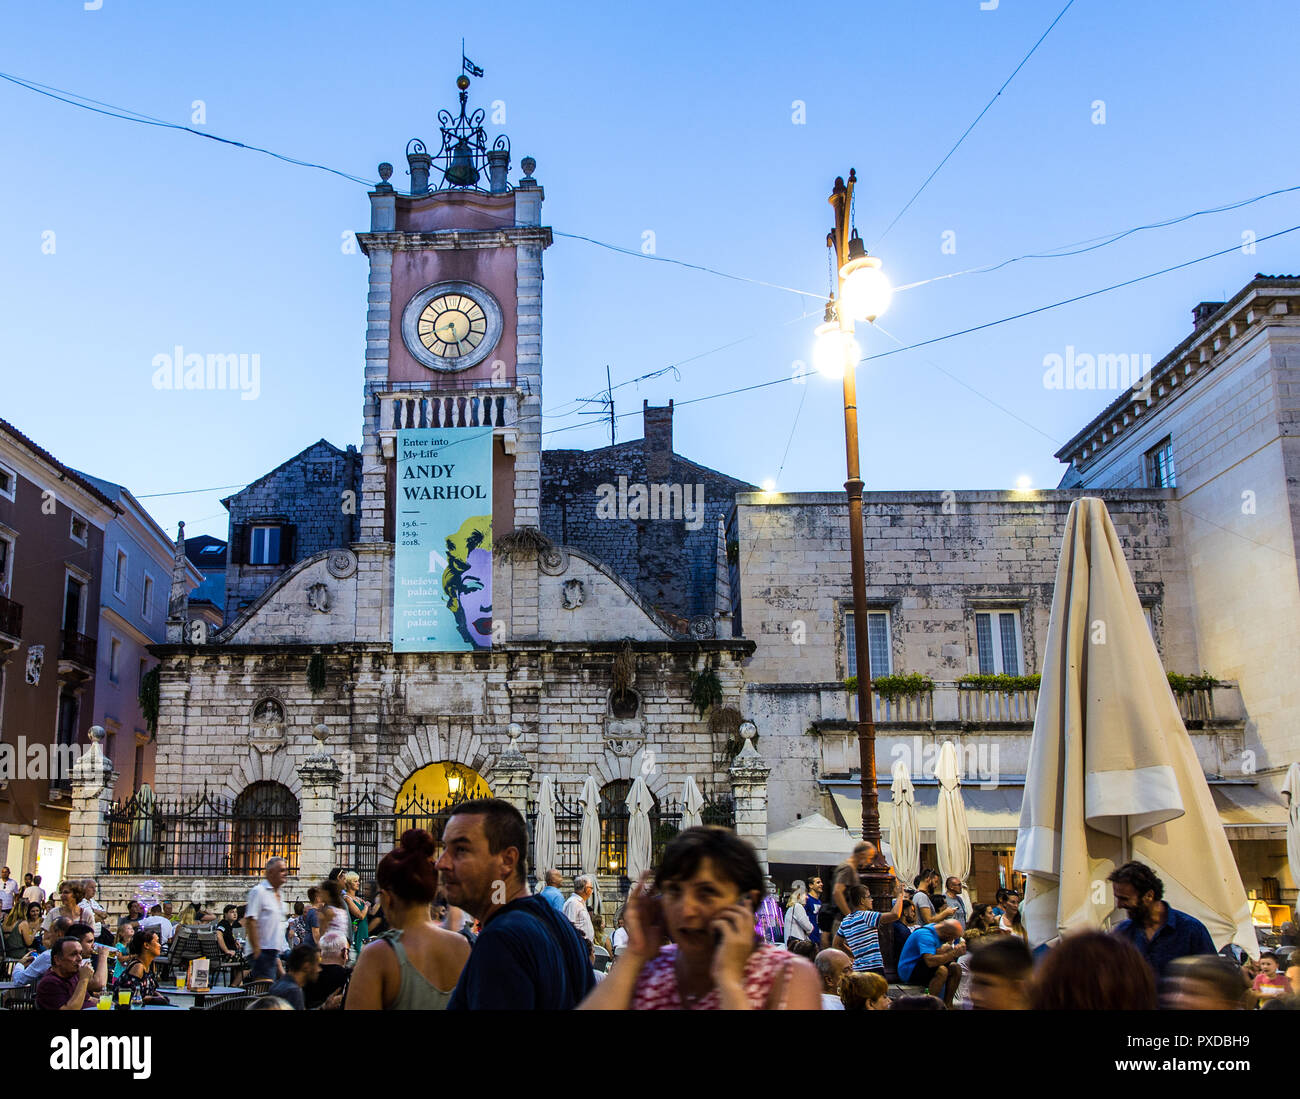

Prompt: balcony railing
[
  {"left": 957, "top": 685, "right": 1038, "bottom": 725},
  {"left": 381, "top": 385, "right": 521, "bottom": 432},
  {"left": 59, "top": 630, "right": 97, "bottom": 669},
  {"left": 0, "top": 593, "right": 21, "bottom": 640}
]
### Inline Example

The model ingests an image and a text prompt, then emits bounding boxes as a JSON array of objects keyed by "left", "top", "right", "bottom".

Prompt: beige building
[{"left": 733, "top": 277, "right": 1297, "bottom": 912}]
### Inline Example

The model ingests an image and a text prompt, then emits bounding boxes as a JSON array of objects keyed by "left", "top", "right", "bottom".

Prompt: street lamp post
[{"left": 816, "top": 169, "right": 895, "bottom": 912}]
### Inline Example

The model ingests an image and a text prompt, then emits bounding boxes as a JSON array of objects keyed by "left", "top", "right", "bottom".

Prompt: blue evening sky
[{"left": 2, "top": 0, "right": 1297, "bottom": 539}]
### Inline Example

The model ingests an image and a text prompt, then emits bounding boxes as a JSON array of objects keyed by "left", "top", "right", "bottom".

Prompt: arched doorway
[
  {"left": 231, "top": 781, "right": 300, "bottom": 873},
  {"left": 395, "top": 761, "right": 490, "bottom": 811}
]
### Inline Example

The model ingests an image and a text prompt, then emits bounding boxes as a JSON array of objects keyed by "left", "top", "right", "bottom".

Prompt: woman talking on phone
[{"left": 578, "top": 827, "right": 821, "bottom": 1010}]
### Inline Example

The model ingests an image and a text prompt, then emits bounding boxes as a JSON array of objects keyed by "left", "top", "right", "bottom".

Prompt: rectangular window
[
  {"left": 69, "top": 513, "right": 89, "bottom": 546},
  {"left": 846, "top": 610, "right": 892, "bottom": 678},
  {"left": 0, "top": 533, "right": 12, "bottom": 597},
  {"left": 248, "top": 526, "right": 281, "bottom": 565},
  {"left": 0, "top": 462, "right": 15, "bottom": 502},
  {"left": 141, "top": 574, "right": 154, "bottom": 619},
  {"left": 1145, "top": 436, "right": 1176, "bottom": 488},
  {"left": 138, "top": 658, "right": 148, "bottom": 694},
  {"left": 975, "top": 610, "right": 1023, "bottom": 675},
  {"left": 114, "top": 549, "right": 128, "bottom": 597},
  {"left": 63, "top": 574, "right": 85, "bottom": 634},
  {"left": 133, "top": 743, "right": 145, "bottom": 791},
  {"left": 109, "top": 638, "right": 121, "bottom": 683}
]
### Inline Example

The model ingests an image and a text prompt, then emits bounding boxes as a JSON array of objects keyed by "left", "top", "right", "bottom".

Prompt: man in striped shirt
[{"left": 833, "top": 882, "right": 906, "bottom": 974}]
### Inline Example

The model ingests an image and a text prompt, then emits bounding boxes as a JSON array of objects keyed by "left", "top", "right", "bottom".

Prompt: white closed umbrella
[
  {"left": 1283, "top": 763, "right": 1300, "bottom": 906},
  {"left": 1016, "top": 497, "right": 1255, "bottom": 954},
  {"left": 579, "top": 775, "right": 602, "bottom": 878},
  {"left": 681, "top": 776, "right": 705, "bottom": 830},
  {"left": 626, "top": 776, "right": 655, "bottom": 882},
  {"left": 936, "top": 741, "right": 972, "bottom": 915},
  {"left": 890, "top": 759, "right": 921, "bottom": 889},
  {"left": 533, "top": 775, "right": 557, "bottom": 885}
]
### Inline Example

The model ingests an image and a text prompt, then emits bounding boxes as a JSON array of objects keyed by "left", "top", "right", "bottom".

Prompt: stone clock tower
[{"left": 354, "top": 74, "right": 551, "bottom": 643}]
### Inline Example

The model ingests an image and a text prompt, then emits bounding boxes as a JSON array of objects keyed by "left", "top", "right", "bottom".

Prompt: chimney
[
  {"left": 643, "top": 400, "right": 673, "bottom": 480},
  {"left": 1192, "top": 301, "right": 1224, "bottom": 331}
]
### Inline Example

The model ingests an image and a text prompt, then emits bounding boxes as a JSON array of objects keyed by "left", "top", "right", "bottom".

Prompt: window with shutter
[
  {"left": 229, "top": 524, "right": 246, "bottom": 565},
  {"left": 280, "top": 524, "right": 297, "bottom": 565}
]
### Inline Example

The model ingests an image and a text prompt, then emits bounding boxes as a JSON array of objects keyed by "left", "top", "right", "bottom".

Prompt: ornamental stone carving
[
  {"left": 249, "top": 698, "right": 287, "bottom": 757},
  {"left": 538, "top": 545, "right": 569, "bottom": 576},
  {"left": 327, "top": 549, "right": 358, "bottom": 579},
  {"left": 25, "top": 644, "right": 44, "bottom": 685},
  {"left": 307, "top": 582, "right": 332, "bottom": 613},
  {"left": 561, "top": 578, "right": 586, "bottom": 609}
]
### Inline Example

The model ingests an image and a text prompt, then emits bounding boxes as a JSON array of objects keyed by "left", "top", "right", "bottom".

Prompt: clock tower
[{"left": 354, "top": 75, "right": 551, "bottom": 643}]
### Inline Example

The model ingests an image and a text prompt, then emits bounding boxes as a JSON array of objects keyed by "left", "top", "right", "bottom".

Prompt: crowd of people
[{"left": 2, "top": 812, "right": 1295, "bottom": 1011}]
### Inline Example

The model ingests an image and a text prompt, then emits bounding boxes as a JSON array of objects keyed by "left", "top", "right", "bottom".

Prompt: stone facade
[
  {"left": 222, "top": 440, "right": 359, "bottom": 620},
  {"left": 541, "top": 401, "right": 755, "bottom": 622},
  {"left": 732, "top": 488, "right": 1225, "bottom": 840}
]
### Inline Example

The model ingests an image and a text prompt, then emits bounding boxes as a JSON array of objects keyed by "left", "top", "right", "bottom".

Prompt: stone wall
[
  {"left": 733, "top": 489, "right": 1198, "bottom": 831},
  {"left": 541, "top": 402, "right": 754, "bottom": 621},
  {"left": 224, "top": 440, "right": 359, "bottom": 620}
]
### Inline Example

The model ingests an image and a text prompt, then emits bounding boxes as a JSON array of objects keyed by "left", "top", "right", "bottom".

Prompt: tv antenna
[{"left": 576, "top": 365, "right": 616, "bottom": 446}]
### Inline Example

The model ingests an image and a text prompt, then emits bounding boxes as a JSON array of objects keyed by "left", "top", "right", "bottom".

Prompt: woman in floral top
[
  {"left": 578, "top": 827, "right": 821, "bottom": 1010},
  {"left": 116, "top": 928, "right": 170, "bottom": 1005}
]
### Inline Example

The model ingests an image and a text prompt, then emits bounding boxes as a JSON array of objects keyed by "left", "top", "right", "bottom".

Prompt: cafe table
[{"left": 159, "top": 984, "right": 244, "bottom": 1009}]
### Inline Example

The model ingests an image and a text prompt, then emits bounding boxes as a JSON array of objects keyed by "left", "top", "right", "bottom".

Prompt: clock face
[
  {"left": 400, "top": 281, "right": 504, "bottom": 373},
  {"left": 416, "top": 293, "right": 488, "bottom": 359}
]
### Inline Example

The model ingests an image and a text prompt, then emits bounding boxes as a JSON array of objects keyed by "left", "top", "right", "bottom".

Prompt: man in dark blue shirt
[
  {"left": 437, "top": 798, "right": 595, "bottom": 1010},
  {"left": 1108, "top": 860, "right": 1215, "bottom": 979}
]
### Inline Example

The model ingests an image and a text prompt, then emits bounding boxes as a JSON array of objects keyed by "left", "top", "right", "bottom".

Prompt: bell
[{"left": 445, "top": 138, "right": 479, "bottom": 187}]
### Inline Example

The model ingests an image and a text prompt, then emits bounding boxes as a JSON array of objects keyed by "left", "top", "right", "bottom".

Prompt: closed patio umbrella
[
  {"left": 936, "top": 741, "right": 972, "bottom": 916},
  {"left": 1283, "top": 763, "right": 1300, "bottom": 905},
  {"left": 533, "top": 775, "right": 557, "bottom": 885},
  {"left": 579, "top": 775, "right": 603, "bottom": 916},
  {"left": 1016, "top": 497, "right": 1255, "bottom": 954},
  {"left": 681, "top": 776, "right": 705, "bottom": 830},
  {"left": 626, "top": 776, "right": 655, "bottom": 882},
  {"left": 890, "top": 759, "right": 921, "bottom": 890}
]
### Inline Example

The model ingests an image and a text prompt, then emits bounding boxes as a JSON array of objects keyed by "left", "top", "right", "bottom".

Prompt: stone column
[
  {"left": 728, "top": 721, "right": 772, "bottom": 881},
  {"left": 297, "top": 725, "right": 342, "bottom": 883},
  {"left": 492, "top": 724, "right": 533, "bottom": 815},
  {"left": 67, "top": 726, "right": 116, "bottom": 879}
]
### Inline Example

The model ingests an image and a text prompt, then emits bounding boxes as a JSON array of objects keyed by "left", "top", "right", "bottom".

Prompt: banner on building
[{"left": 393, "top": 427, "right": 494, "bottom": 652}]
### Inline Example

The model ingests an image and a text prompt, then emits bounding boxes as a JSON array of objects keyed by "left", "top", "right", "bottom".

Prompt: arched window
[{"left": 231, "top": 781, "right": 299, "bottom": 874}]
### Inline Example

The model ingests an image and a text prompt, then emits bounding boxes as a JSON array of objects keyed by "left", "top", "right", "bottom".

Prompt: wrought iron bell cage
[{"left": 407, "top": 75, "right": 512, "bottom": 194}]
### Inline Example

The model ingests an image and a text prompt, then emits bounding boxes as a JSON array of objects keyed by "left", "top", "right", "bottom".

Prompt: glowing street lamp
[{"left": 813, "top": 168, "right": 894, "bottom": 912}]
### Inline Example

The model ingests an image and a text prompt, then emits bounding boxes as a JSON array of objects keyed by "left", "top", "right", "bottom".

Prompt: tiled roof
[{"left": 0, "top": 418, "right": 120, "bottom": 511}]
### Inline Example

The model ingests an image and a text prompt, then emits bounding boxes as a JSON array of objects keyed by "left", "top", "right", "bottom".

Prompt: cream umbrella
[
  {"left": 1283, "top": 763, "right": 1300, "bottom": 905},
  {"left": 936, "top": 741, "right": 973, "bottom": 916},
  {"left": 626, "top": 776, "right": 655, "bottom": 882},
  {"left": 1016, "top": 497, "right": 1255, "bottom": 954},
  {"left": 533, "top": 775, "right": 557, "bottom": 886},
  {"left": 681, "top": 776, "right": 705, "bottom": 830},
  {"left": 890, "top": 758, "right": 921, "bottom": 890},
  {"left": 579, "top": 776, "right": 603, "bottom": 916}
]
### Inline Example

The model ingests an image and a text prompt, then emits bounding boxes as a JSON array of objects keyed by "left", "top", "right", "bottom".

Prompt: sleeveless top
[
  {"left": 379, "top": 928, "right": 453, "bottom": 1011},
  {"left": 629, "top": 943, "right": 795, "bottom": 1010}
]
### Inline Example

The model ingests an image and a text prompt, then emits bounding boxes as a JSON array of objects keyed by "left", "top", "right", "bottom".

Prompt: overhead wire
[{"left": 872, "top": 0, "right": 1078, "bottom": 246}]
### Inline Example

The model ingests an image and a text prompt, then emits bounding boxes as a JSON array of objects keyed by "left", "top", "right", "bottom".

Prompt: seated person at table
[
  {"left": 116, "top": 928, "right": 170, "bottom": 1005},
  {"left": 266, "top": 943, "right": 320, "bottom": 1010},
  {"left": 36, "top": 937, "right": 98, "bottom": 1011},
  {"left": 305, "top": 932, "right": 351, "bottom": 1009},
  {"left": 139, "top": 905, "right": 174, "bottom": 946}
]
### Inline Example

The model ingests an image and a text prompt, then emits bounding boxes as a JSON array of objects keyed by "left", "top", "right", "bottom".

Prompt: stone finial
[
  {"left": 165, "top": 521, "right": 189, "bottom": 644},
  {"left": 311, "top": 723, "right": 329, "bottom": 750},
  {"left": 521, "top": 156, "right": 536, "bottom": 177},
  {"left": 88, "top": 724, "right": 105, "bottom": 746}
]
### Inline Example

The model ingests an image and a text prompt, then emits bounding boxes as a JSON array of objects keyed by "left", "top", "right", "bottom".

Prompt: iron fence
[
  {"left": 332, "top": 784, "right": 487, "bottom": 887},
  {"left": 103, "top": 786, "right": 300, "bottom": 875}
]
